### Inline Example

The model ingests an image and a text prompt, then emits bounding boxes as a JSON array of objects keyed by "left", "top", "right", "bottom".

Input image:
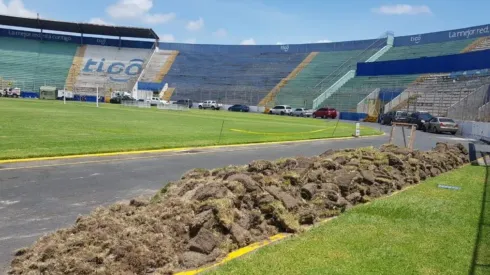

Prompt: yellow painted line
[
  {"left": 175, "top": 233, "right": 289, "bottom": 275},
  {"left": 0, "top": 132, "right": 385, "bottom": 165},
  {"left": 229, "top": 128, "right": 329, "bottom": 135}
]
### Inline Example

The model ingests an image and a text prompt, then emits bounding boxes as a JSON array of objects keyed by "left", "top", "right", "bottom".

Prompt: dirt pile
[{"left": 9, "top": 143, "right": 469, "bottom": 275}]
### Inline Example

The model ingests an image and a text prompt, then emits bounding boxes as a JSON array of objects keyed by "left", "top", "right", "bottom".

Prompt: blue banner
[
  {"left": 357, "top": 49, "right": 490, "bottom": 76},
  {"left": 0, "top": 27, "right": 153, "bottom": 49},
  {"left": 395, "top": 24, "right": 490, "bottom": 46}
]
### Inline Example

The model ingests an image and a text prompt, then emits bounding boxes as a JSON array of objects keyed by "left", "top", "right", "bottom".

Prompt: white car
[
  {"left": 269, "top": 105, "right": 292, "bottom": 115},
  {"left": 198, "top": 100, "right": 223, "bottom": 110},
  {"left": 290, "top": 108, "right": 314, "bottom": 117},
  {"left": 146, "top": 97, "right": 168, "bottom": 106}
]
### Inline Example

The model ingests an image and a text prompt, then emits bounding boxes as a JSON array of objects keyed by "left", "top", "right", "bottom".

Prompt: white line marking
[{"left": 0, "top": 200, "right": 19, "bottom": 206}]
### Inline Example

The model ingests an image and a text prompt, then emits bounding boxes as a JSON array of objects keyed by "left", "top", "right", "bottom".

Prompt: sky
[{"left": 1, "top": 0, "right": 490, "bottom": 45}]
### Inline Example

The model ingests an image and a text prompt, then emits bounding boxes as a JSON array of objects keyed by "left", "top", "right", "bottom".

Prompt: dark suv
[
  {"left": 408, "top": 111, "right": 433, "bottom": 130},
  {"left": 381, "top": 111, "right": 409, "bottom": 125},
  {"left": 175, "top": 99, "right": 193, "bottom": 108}
]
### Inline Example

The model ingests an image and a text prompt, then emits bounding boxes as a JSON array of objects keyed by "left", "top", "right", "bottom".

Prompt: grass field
[
  {"left": 0, "top": 99, "right": 382, "bottom": 160},
  {"left": 210, "top": 165, "right": 489, "bottom": 275}
]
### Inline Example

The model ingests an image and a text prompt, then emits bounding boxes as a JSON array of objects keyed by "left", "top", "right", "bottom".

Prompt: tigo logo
[{"left": 82, "top": 58, "right": 144, "bottom": 82}]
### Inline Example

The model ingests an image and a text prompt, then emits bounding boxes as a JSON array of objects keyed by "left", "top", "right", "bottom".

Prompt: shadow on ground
[{"left": 470, "top": 150, "right": 490, "bottom": 275}]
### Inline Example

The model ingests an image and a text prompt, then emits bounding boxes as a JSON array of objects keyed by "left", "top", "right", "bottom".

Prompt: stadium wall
[
  {"left": 356, "top": 49, "right": 490, "bottom": 76},
  {"left": 395, "top": 23, "right": 490, "bottom": 46},
  {"left": 158, "top": 39, "right": 385, "bottom": 53}
]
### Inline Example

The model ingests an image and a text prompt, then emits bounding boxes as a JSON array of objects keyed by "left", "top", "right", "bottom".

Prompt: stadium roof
[{"left": 0, "top": 15, "right": 159, "bottom": 39}]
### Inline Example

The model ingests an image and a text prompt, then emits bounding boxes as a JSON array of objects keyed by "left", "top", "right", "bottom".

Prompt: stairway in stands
[{"left": 140, "top": 50, "right": 179, "bottom": 83}]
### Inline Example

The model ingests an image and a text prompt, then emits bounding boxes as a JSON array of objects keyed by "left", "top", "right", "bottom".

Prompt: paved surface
[{"left": 0, "top": 123, "right": 478, "bottom": 273}]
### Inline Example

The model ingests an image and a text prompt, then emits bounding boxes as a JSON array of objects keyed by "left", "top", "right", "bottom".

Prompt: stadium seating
[
  {"left": 320, "top": 75, "right": 420, "bottom": 111},
  {"left": 0, "top": 37, "right": 77, "bottom": 92},
  {"left": 320, "top": 37, "right": 490, "bottom": 112},
  {"left": 274, "top": 48, "right": 380, "bottom": 108},
  {"left": 377, "top": 39, "right": 476, "bottom": 62},
  {"left": 139, "top": 49, "right": 178, "bottom": 83},
  {"left": 162, "top": 51, "right": 308, "bottom": 105}
]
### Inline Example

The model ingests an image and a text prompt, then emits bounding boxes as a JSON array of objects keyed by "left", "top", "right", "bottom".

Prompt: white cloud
[
  {"left": 240, "top": 38, "right": 256, "bottom": 45},
  {"left": 276, "top": 42, "right": 284, "bottom": 45},
  {"left": 184, "top": 38, "right": 196, "bottom": 44},
  {"left": 212, "top": 28, "right": 227, "bottom": 38},
  {"left": 316, "top": 39, "right": 332, "bottom": 43},
  {"left": 186, "top": 17, "right": 204, "bottom": 31},
  {"left": 143, "top": 12, "right": 176, "bottom": 24},
  {"left": 106, "top": 0, "right": 175, "bottom": 24},
  {"left": 0, "top": 0, "right": 36, "bottom": 18},
  {"left": 372, "top": 4, "right": 432, "bottom": 15},
  {"left": 88, "top": 18, "right": 113, "bottom": 25},
  {"left": 160, "top": 34, "right": 175, "bottom": 42}
]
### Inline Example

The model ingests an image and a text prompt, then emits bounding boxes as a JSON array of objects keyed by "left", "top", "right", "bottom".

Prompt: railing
[
  {"left": 157, "top": 103, "right": 189, "bottom": 111},
  {"left": 310, "top": 32, "right": 389, "bottom": 96},
  {"left": 131, "top": 43, "right": 158, "bottom": 96},
  {"left": 121, "top": 100, "right": 151, "bottom": 108}
]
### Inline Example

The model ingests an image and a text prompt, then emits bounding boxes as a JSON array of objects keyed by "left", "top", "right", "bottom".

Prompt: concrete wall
[{"left": 456, "top": 120, "right": 490, "bottom": 140}]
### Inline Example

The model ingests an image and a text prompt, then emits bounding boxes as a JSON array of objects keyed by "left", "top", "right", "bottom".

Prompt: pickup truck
[
  {"left": 198, "top": 100, "right": 223, "bottom": 110},
  {"left": 0, "top": 88, "right": 21, "bottom": 98}
]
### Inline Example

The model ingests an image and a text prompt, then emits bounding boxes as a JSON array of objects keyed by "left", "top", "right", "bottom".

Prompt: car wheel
[
  {"left": 211, "top": 106, "right": 216, "bottom": 110},
  {"left": 280, "top": 111, "right": 284, "bottom": 115},
  {"left": 423, "top": 126, "right": 427, "bottom": 132},
  {"left": 312, "top": 114, "right": 316, "bottom": 118},
  {"left": 13, "top": 94, "right": 19, "bottom": 98},
  {"left": 300, "top": 113, "right": 304, "bottom": 117},
  {"left": 199, "top": 105, "right": 203, "bottom": 109}
]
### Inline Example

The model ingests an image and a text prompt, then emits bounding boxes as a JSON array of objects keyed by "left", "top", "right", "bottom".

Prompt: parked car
[
  {"left": 290, "top": 108, "right": 314, "bottom": 117},
  {"left": 228, "top": 104, "right": 250, "bottom": 112},
  {"left": 175, "top": 99, "right": 193, "bottom": 108},
  {"left": 423, "top": 117, "right": 458, "bottom": 135},
  {"left": 198, "top": 100, "right": 223, "bottom": 110},
  {"left": 381, "top": 110, "right": 409, "bottom": 125},
  {"left": 312, "top": 107, "right": 337, "bottom": 119},
  {"left": 110, "top": 95, "right": 135, "bottom": 104},
  {"left": 408, "top": 111, "right": 433, "bottom": 130},
  {"left": 269, "top": 105, "right": 292, "bottom": 115},
  {"left": 146, "top": 97, "right": 167, "bottom": 106}
]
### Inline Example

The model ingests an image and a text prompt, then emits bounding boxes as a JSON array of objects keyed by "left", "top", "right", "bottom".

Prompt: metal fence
[
  {"left": 157, "top": 103, "right": 189, "bottom": 111},
  {"left": 121, "top": 100, "right": 151, "bottom": 108}
]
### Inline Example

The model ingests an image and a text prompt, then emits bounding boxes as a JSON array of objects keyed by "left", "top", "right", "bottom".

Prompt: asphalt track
[{"left": 0, "top": 124, "right": 478, "bottom": 273}]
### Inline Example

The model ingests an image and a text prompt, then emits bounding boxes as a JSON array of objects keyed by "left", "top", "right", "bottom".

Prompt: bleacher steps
[
  {"left": 65, "top": 45, "right": 86, "bottom": 91},
  {"left": 155, "top": 51, "right": 179, "bottom": 82},
  {"left": 258, "top": 52, "right": 318, "bottom": 107}
]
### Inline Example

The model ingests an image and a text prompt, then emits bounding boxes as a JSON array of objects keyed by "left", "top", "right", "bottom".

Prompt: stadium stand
[
  {"left": 376, "top": 39, "right": 476, "bottom": 62},
  {"left": 316, "top": 34, "right": 490, "bottom": 112},
  {"left": 70, "top": 45, "right": 152, "bottom": 95},
  {"left": 0, "top": 14, "right": 490, "bottom": 118},
  {"left": 0, "top": 37, "right": 77, "bottom": 92},
  {"left": 273, "top": 49, "right": 380, "bottom": 108},
  {"left": 160, "top": 51, "right": 309, "bottom": 105}
]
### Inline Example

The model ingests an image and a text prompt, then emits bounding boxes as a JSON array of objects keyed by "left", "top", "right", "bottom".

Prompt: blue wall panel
[
  {"left": 0, "top": 28, "right": 154, "bottom": 49},
  {"left": 395, "top": 24, "right": 490, "bottom": 46},
  {"left": 357, "top": 49, "right": 490, "bottom": 76}
]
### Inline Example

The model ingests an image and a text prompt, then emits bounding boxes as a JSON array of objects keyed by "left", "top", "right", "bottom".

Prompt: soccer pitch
[{"left": 0, "top": 99, "right": 382, "bottom": 160}]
